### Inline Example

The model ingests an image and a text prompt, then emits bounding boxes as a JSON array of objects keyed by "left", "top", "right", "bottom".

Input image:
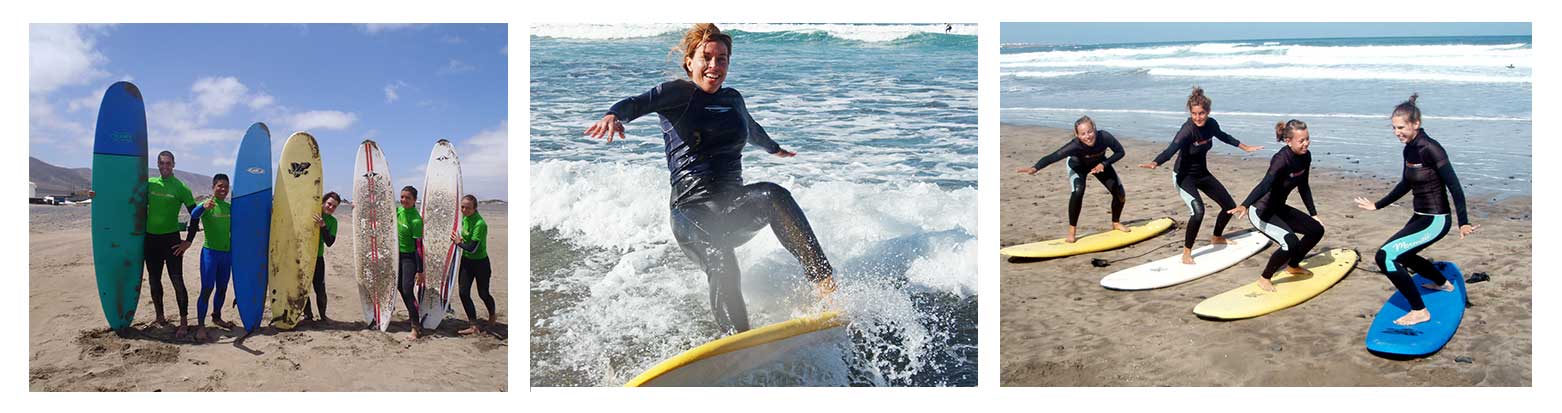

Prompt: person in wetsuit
[
  {"left": 185, "top": 174, "right": 234, "bottom": 342},
  {"left": 303, "top": 192, "right": 340, "bottom": 323},
  {"left": 450, "top": 194, "right": 495, "bottom": 335},
  {"left": 1228, "top": 120, "right": 1325, "bottom": 292},
  {"left": 397, "top": 186, "right": 426, "bottom": 339},
  {"left": 1140, "top": 87, "right": 1263, "bottom": 265},
  {"left": 1353, "top": 94, "right": 1478, "bottom": 326},
  {"left": 584, "top": 23, "right": 837, "bottom": 334},
  {"left": 1014, "top": 115, "right": 1130, "bottom": 243}
]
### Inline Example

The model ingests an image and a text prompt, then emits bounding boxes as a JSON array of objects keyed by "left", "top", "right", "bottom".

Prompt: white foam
[
  {"left": 1003, "top": 106, "right": 1532, "bottom": 123},
  {"left": 531, "top": 23, "right": 977, "bottom": 42},
  {"left": 1006, "top": 70, "right": 1087, "bottom": 78},
  {"left": 1147, "top": 66, "right": 1529, "bottom": 84}
]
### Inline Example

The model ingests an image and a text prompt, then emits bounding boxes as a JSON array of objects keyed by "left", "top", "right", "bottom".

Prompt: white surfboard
[
  {"left": 1099, "top": 230, "right": 1269, "bottom": 291},
  {"left": 418, "top": 139, "right": 463, "bottom": 330},
  {"left": 353, "top": 140, "right": 399, "bottom": 331}
]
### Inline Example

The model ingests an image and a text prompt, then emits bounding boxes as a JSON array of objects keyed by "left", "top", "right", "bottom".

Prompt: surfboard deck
[
  {"left": 268, "top": 132, "right": 322, "bottom": 330},
  {"left": 1365, "top": 261, "right": 1467, "bottom": 358},
  {"left": 354, "top": 140, "right": 399, "bottom": 331},
  {"left": 1193, "top": 248, "right": 1358, "bottom": 320},
  {"left": 1101, "top": 230, "right": 1269, "bottom": 290},
  {"left": 231, "top": 122, "right": 273, "bottom": 333},
  {"left": 1000, "top": 218, "right": 1173, "bottom": 259},
  {"left": 418, "top": 139, "right": 463, "bottom": 330},
  {"left": 626, "top": 311, "right": 848, "bottom": 387},
  {"left": 90, "top": 81, "right": 148, "bottom": 331}
]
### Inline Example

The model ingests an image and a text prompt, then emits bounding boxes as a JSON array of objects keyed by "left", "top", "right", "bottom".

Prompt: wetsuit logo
[
  {"left": 703, "top": 105, "right": 731, "bottom": 113},
  {"left": 1406, "top": 162, "right": 1424, "bottom": 169},
  {"left": 288, "top": 162, "right": 311, "bottom": 178},
  {"left": 246, "top": 167, "right": 265, "bottom": 175}
]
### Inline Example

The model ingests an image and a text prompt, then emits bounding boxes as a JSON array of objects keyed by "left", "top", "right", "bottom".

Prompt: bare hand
[
  {"left": 1090, "top": 164, "right": 1105, "bottom": 175},
  {"left": 313, "top": 214, "right": 324, "bottom": 228},
  {"left": 585, "top": 114, "right": 625, "bottom": 143},
  {"left": 1353, "top": 197, "right": 1377, "bottom": 211},
  {"left": 1226, "top": 205, "right": 1247, "bottom": 220},
  {"left": 1015, "top": 167, "right": 1038, "bottom": 175},
  {"left": 1239, "top": 143, "right": 1264, "bottom": 153},
  {"left": 773, "top": 149, "right": 797, "bottom": 158},
  {"left": 1459, "top": 224, "right": 1479, "bottom": 239},
  {"left": 450, "top": 229, "right": 462, "bottom": 244},
  {"left": 1138, "top": 162, "right": 1158, "bottom": 169},
  {"left": 415, "top": 272, "right": 425, "bottom": 286},
  {"left": 204, "top": 199, "right": 215, "bottom": 209},
  {"left": 173, "top": 241, "right": 191, "bottom": 257}
]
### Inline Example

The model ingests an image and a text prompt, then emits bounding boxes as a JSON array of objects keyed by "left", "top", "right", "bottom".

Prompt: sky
[
  {"left": 29, "top": 23, "right": 509, "bottom": 200},
  {"left": 1000, "top": 22, "right": 1532, "bottom": 46}
]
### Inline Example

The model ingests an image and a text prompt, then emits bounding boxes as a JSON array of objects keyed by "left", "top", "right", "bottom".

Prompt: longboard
[
  {"left": 1000, "top": 218, "right": 1173, "bottom": 258},
  {"left": 1193, "top": 248, "right": 1358, "bottom": 320},
  {"left": 230, "top": 122, "right": 273, "bottom": 333},
  {"left": 626, "top": 311, "right": 847, "bottom": 387},
  {"left": 268, "top": 132, "right": 322, "bottom": 330},
  {"left": 418, "top": 139, "right": 463, "bottom": 330},
  {"left": 1365, "top": 261, "right": 1467, "bottom": 358},
  {"left": 1100, "top": 230, "right": 1269, "bottom": 290},
  {"left": 354, "top": 140, "right": 399, "bottom": 331},
  {"left": 90, "top": 81, "right": 148, "bottom": 331}
]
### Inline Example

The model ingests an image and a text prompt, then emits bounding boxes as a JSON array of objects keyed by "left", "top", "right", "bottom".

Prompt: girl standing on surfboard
[
  {"left": 1140, "top": 87, "right": 1264, "bottom": 265},
  {"left": 584, "top": 23, "right": 838, "bottom": 334},
  {"left": 451, "top": 194, "right": 495, "bottom": 335},
  {"left": 397, "top": 186, "right": 426, "bottom": 339},
  {"left": 1015, "top": 115, "right": 1130, "bottom": 243},
  {"left": 1228, "top": 120, "right": 1325, "bottom": 293},
  {"left": 185, "top": 174, "right": 235, "bottom": 342},
  {"left": 1353, "top": 94, "right": 1478, "bottom": 326},
  {"left": 304, "top": 192, "right": 340, "bottom": 323}
]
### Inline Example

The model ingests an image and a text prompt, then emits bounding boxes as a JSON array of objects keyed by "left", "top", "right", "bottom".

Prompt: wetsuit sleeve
[
  {"left": 414, "top": 238, "right": 425, "bottom": 273},
  {"left": 321, "top": 227, "right": 336, "bottom": 248},
  {"left": 457, "top": 220, "right": 485, "bottom": 253},
  {"left": 1241, "top": 153, "right": 1282, "bottom": 207},
  {"left": 1210, "top": 118, "right": 1242, "bottom": 147},
  {"left": 1299, "top": 168, "right": 1317, "bottom": 216},
  {"left": 1030, "top": 140, "right": 1076, "bottom": 170},
  {"left": 1427, "top": 145, "right": 1471, "bottom": 226},
  {"left": 1152, "top": 125, "right": 1191, "bottom": 165},
  {"left": 1374, "top": 179, "right": 1411, "bottom": 210},
  {"left": 1101, "top": 131, "right": 1126, "bottom": 165},
  {"left": 736, "top": 92, "right": 783, "bottom": 154},
  {"left": 185, "top": 204, "right": 205, "bottom": 243},
  {"left": 605, "top": 80, "right": 693, "bottom": 124}
]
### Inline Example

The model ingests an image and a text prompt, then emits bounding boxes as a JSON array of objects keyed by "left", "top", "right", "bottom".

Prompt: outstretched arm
[{"left": 736, "top": 92, "right": 786, "bottom": 155}]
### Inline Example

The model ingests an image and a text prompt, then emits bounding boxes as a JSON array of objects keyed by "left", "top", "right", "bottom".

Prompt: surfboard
[
  {"left": 418, "top": 139, "right": 463, "bottom": 330},
  {"left": 1193, "top": 248, "right": 1358, "bottom": 320},
  {"left": 230, "top": 122, "right": 273, "bottom": 333},
  {"left": 1100, "top": 230, "right": 1269, "bottom": 290},
  {"left": 354, "top": 140, "right": 399, "bottom": 331},
  {"left": 1365, "top": 261, "right": 1467, "bottom": 358},
  {"left": 267, "top": 132, "right": 322, "bottom": 330},
  {"left": 999, "top": 218, "right": 1174, "bottom": 258},
  {"left": 90, "top": 81, "right": 148, "bottom": 331},
  {"left": 625, "top": 311, "right": 848, "bottom": 387}
]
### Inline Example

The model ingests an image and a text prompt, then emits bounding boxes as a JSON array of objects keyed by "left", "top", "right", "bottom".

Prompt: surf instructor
[{"left": 584, "top": 23, "right": 838, "bottom": 334}]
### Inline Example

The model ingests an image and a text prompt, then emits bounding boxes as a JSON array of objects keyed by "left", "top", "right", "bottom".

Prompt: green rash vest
[
  {"left": 397, "top": 206, "right": 423, "bottom": 254},
  {"left": 318, "top": 214, "right": 337, "bottom": 257},
  {"left": 147, "top": 176, "right": 196, "bottom": 235},
  {"left": 186, "top": 199, "right": 231, "bottom": 252},
  {"left": 460, "top": 212, "right": 488, "bottom": 260}
]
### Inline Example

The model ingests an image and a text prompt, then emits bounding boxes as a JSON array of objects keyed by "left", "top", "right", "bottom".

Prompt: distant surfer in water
[
  {"left": 1140, "top": 87, "right": 1264, "bottom": 265},
  {"left": 1228, "top": 120, "right": 1324, "bottom": 292},
  {"left": 585, "top": 23, "right": 838, "bottom": 334},
  {"left": 397, "top": 186, "right": 426, "bottom": 339},
  {"left": 303, "top": 192, "right": 340, "bottom": 323},
  {"left": 451, "top": 194, "right": 495, "bottom": 335},
  {"left": 186, "top": 174, "right": 235, "bottom": 342},
  {"left": 1353, "top": 94, "right": 1478, "bottom": 326},
  {"left": 1015, "top": 115, "right": 1130, "bottom": 243}
]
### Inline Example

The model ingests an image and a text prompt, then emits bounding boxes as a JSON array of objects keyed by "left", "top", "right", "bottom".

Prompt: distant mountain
[{"left": 30, "top": 157, "right": 215, "bottom": 197}]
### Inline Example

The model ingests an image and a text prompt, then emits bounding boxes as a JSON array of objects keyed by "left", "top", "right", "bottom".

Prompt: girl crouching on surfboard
[
  {"left": 1015, "top": 115, "right": 1130, "bottom": 243},
  {"left": 304, "top": 192, "right": 340, "bottom": 323},
  {"left": 1140, "top": 87, "right": 1264, "bottom": 265},
  {"left": 584, "top": 23, "right": 838, "bottom": 334},
  {"left": 185, "top": 174, "right": 235, "bottom": 342},
  {"left": 1353, "top": 94, "right": 1478, "bottom": 326},
  {"left": 1228, "top": 120, "right": 1325, "bottom": 293},
  {"left": 397, "top": 186, "right": 426, "bottom": 339},
  {"left": 451, "top": 194, "right": 495, "bottom": 335}
]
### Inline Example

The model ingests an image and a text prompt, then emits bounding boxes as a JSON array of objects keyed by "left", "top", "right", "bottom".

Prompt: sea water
[{"left": 530, "top": 23, "right": 978, "bottom": 386}]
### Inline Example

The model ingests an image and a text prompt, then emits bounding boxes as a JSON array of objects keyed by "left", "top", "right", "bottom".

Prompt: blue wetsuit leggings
[{"left": 197, "top": 248, "right": 232, "bottom": 326}]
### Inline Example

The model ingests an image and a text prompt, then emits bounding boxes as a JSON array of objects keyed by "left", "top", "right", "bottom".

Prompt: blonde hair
[
  {"left": 675, "top": 23, "right": 733, "bottom": 77},
  {"left": 1274, "top": 119, "right": 1308, "bottom": 142}
]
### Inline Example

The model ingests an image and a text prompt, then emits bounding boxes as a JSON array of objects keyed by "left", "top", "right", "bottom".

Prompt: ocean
[
  {"left": 530, "top": 23, "right": 978, "bottom": 386},
  {"left": 1001, "top": 35, "right": 1533, "bottom": 197}
]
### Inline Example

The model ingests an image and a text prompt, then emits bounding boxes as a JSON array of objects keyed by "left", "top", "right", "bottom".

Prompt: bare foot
[
  {"left": 458, "top": 326, "right": 482, "bottom": 335},
  {"left": 1181, "top": 248, "right": 1196, "bottom": 265},
  {"left": 1210, "top": 235, "right": 1231, "bottom": 245},
  {"left": 1112, "top": 222, "right": 1130, "bottom": 232},
  {"left": 174, "top": 325, "right": 189, "bottom": 339},
  {"left": 1285, "top": 266, "right": 1313, "bottom": 276},
  {"left": 1394, "top": 309, "right": 1432, "bottom": 326},
  {"left": 152, "top": 317, "right": 170, "bottom": 328},
  {"left": 1257, "top": 278, "right": 1276, "bottom": 292},
  {"left": 406, "top": 327, "right": 421, "bottom": 341},
  {"left": 1421, "top": 281, "right": 1455, "bottom": 292},
  {"left": 212, "top": 318, "right": 235, "bottom": 329},
  {"left": 1065, "top": 226, "right": 1078, "bottom": 243},
  {"left": 194, "top": 327, "right": 209, "bottom": 343}
]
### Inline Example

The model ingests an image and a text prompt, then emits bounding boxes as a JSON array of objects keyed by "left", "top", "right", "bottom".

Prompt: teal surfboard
[{"left": 90, "top": 81, "right": 149, "bottom": 331}]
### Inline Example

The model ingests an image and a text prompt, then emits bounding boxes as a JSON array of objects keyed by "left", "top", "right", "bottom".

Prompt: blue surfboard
[
  {"left": 230, "top": 123, "right": 273, "bottom": 333},
  {"left": 1365, "top": 261, "right": 1467, "bottom": 358},
  {"left": 90, "top": 81, "right": 148, "bottom": 331}
]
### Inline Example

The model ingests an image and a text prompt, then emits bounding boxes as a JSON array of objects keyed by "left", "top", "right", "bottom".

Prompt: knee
[
  {"left": 1188, "top": 202, "right": 1205, "bottom": 219},
  {"left": 750, "top": 182, "right": 791, "bottom": 200},
  {"left": 1373, "top": 249, "right": 1391, "bottom": 272}
]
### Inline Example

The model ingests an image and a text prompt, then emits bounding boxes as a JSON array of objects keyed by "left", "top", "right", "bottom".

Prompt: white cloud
[
  {"left": 457, "top": 120, "right": 508, "bottom": 199},
  {"left": 358, "top": 24, "right": 422, "bottom": 34},
  {"left": 29, "top": 96, "right": 89, "bottom": 148},
  {"left": 437, "top": 59, "right": 475, "bottom": 75},
  {"left": 383, "top": 81, "right": 404, "bottom": 103},
  {"left": 191, "top": 76, "right": 250, "bottom": 120},
  {"left": 30, "top": 24, "right": 109, "bottom": 95},
  {"left": 66, "top": 87, "right": 107, "bottom": 112},
  {"left": 287, "top": 110, "right": 358, "bottom": 131},
  {"left": 248, "top": 92, "right": 275, "bottom": 109}
]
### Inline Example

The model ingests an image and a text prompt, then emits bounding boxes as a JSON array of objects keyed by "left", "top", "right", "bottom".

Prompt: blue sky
[
  {"left": 1001, "top": 22, "right": 1532, "bottom": 46},
  {"left": 29, "top": 24, "right": 509, "bottom": 200}
]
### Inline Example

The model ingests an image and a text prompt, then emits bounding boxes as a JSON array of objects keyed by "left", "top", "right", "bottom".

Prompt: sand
[
  {"left": 999, "top": 124, "right": 1531, "bottom": 386},
  {"left": 28, "top": 203, "right": 509, "bottom": 392}
]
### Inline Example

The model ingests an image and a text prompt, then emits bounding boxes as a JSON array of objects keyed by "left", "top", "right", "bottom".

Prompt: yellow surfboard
[
  {"left": 1193, "top": 248, "right": 1358, "bottom": 320},
  {"left": 268, "top": 132, "right": 322, "bottom": 330},
  {"left": 626, "top": 311, "right": 847, "bottom": 387},
  {"left": 999, "top": 218, "right": 1173, "bottom": 258}
]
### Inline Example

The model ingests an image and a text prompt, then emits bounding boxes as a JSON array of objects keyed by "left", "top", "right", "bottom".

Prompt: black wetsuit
[
  {"left": 1030, "top": 130, "right": 1127, "bottom": 226},
  {"left": 307, "top": 222, "right": 336, "bottom": 319},
  {"left": 608, "top": 79, "right": 834, "bottom": 333},
  {"left": 1373, "top": 129, "right": 1469, "bottom": 311},
  {"left": 1241, "top": 148, "right": 1323, "bottom": 279},
  {"left": 1152, "top": 117, "right": 1244, "bottom": 249}
]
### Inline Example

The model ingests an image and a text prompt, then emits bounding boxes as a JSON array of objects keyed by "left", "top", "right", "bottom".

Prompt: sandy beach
[
  {"left": 999, "top": 124, "right": 1531, "bottom": 386},
  {"left": 28, "top": 203, "right": 509, "bottom": 392}
]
